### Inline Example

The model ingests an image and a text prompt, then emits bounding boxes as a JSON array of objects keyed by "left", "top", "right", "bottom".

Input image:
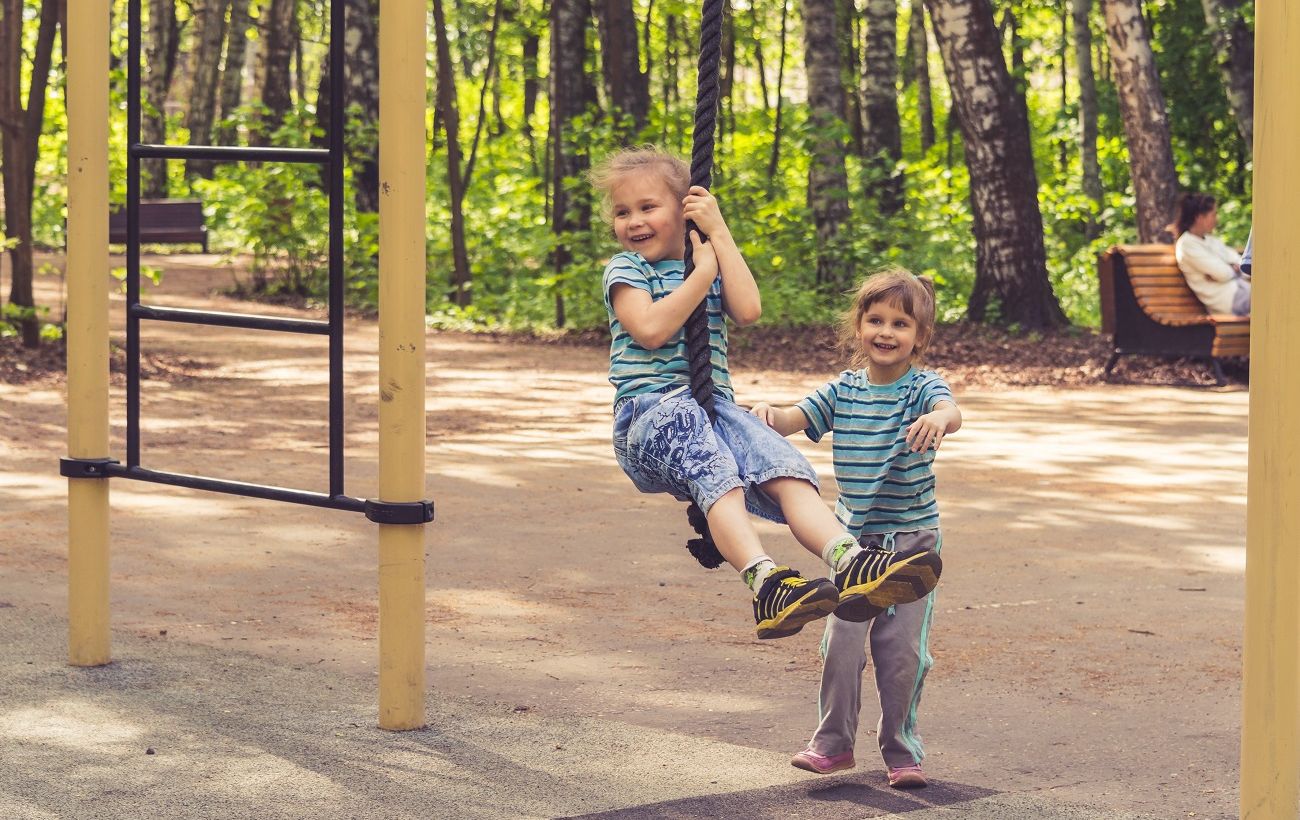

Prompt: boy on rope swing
[{"left": 590, "top": 146, "right": 943, "bottom": 640}]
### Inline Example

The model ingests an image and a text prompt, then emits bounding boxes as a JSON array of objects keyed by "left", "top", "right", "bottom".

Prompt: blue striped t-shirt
[
  {"left": 603, "top": 251, "right": 733, "bottom": 406},
  {"left": 797, "top": 367, "right": 954, "bottom": 535}
]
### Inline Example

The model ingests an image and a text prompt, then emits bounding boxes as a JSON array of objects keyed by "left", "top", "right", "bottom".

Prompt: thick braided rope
[
  {"left": 682, "top": 0, "right": 727, "bottom": 570},
  {"left": 683, "top": 0, "right": 724, "bottom": 421}
]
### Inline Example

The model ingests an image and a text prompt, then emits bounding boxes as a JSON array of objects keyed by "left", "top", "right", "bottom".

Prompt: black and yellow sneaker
[
  {"left": 753, "top": 568, "right": 840, "bottom": 639},
  {"left": 833, "top": 545, "right": 942, "bottom": 622}
]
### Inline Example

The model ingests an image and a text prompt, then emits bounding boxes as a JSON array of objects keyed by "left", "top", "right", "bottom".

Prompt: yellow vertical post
[
  {"left": 376, "top": 0, "right": 428, "bottom": 730},
  {"left": 1241, "top": 1, "right": 1300, "bottom": 815},
  {"left": 65, "top": 0, "right": 112, "bottom": 667}
]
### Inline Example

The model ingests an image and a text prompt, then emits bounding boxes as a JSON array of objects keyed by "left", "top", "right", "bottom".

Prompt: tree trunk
[
  {"left": 215, "top": 0, "right": 252, "bottom": 141},
  {"left": 1101, "top": 0, "right": 1179, "bottom": 244},
  {"left": 861, "top": 0, "right": 902, "bottom": 214},
  {"left": 433, "top": 0, "right": 472, "bottom": 306},
  {"left": 767, "top": 0, "right": 789, "bottom": 181},
  {"left": 1000, "top": 8, "right": 1031, "bottom": 141},
  {"left": 839, "top": 0, "right": 863, "bottom": 152},
  {"left": 521, "top": 1, "right": 540, "bottom": 170},
  {"left": 142, "top": 0, "right": 177, "bottom": 197},
  {"left": 802, "top": 0, "right": 852, "bottom": 289},
  {"left": 0, "top": 0, "right": 59, "bottom": 347},
  {"left": 255, "top": 0, "right": 296, "bottom": 145},
  {"left": 549, "top": 0, "right": 592, "bottom": 327},
  {"left": 1073, "top": 0, "right": 1103, "bottom": 239},
  {"left": 926, "top": 0, "right": 1066, "bottom": 329},
  {"left": 905, "top": 1, "right": 934, "bottom": 152},
  {"left": 1199, "top": 0, "right": 1253, "bottom": 153},
  {"left": 186, "top": 0, "right": 229, "bottom": 176},
  {"left": 345, "top": 0, "right": 379, "bottom": 213},
  {"left": 592, "top": 0, "right": 648, "bottom": 135},
  {"left": 463, "top": 0, "right": 503, "bottom": 190},
  {"left": 752, "top": 4, "right": 770, "bottom": 112}
]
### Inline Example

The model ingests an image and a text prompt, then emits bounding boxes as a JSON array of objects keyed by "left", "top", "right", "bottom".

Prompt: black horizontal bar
[
  {"left": 103, "top": 463, "right": 367, "bottom": 513},
  {"left": 131, "top": 143, "right": 331, "bottom": 164},
  {"left": 131, "top": 304, "right": 330, "bottom": 335}
]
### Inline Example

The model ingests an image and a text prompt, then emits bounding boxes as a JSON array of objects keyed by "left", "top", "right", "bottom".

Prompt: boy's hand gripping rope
[{"left": 682, "top": 0, "right": 727, "bottom": 570}]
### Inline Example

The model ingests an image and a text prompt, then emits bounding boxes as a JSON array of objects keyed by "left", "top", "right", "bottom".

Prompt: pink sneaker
[
  {"left": 887, "top": 763, "right": 928, "bottom": 789},
  {"left": 790, "top": 747, "right": 855, "bottom": 774}
]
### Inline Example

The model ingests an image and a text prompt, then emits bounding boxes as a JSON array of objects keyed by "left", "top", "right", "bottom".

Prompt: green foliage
[{"left": 13, "top": 0, "right": 1256, "bottom": 338}]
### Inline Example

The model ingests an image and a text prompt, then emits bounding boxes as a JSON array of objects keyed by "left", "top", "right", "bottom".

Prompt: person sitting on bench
[{"left": 1174, "top": 192, "right": 1250, "bottom": 317}]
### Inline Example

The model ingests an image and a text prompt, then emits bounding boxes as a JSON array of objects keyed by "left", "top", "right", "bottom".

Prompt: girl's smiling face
[
  {"left": 857, "top": 299, "right": 920, "bottom": 382},
  {"left": 611, "top": 175, "right": 686, "bottom": 263}
]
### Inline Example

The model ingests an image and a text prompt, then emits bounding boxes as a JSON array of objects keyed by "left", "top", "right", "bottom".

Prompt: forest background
[{"left": 0, "top": 0, "right": 1255, "bottom": 348}]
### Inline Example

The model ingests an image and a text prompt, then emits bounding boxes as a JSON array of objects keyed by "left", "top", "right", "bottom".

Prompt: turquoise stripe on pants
[{"left": 810, "top": 528, "right": 940, "bottom": 768}]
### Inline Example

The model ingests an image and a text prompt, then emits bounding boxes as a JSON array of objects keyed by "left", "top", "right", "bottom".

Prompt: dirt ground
[{"left": 1, "top": 254, "right": 1247, "bottom": 818}]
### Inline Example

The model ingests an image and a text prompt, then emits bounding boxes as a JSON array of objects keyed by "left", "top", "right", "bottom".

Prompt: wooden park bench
[
  {"left": 1098, "top": 244, "right": 1249, "bottom": 385},
  {"left": 109, "top": 199, "right": 209, "bottom": 252}
]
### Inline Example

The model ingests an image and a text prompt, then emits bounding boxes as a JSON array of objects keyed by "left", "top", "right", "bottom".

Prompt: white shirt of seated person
[{"left": 1175, "top": 205, "right": 1243, "bottom": 316}]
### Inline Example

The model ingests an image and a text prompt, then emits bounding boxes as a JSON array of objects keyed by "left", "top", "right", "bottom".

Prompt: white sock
[
  {"left": 821, "top": 534, "right": 862, "bottom": 572},
  {"left": 741, "top": 556, "right": 778, "bottom": 592}
]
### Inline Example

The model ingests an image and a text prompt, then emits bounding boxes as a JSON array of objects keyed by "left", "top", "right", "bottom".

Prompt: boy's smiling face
[{"left": 611, "top": 175, "right": 685, "bottom": 263}]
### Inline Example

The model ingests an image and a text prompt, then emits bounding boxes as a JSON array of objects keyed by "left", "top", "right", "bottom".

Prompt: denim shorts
[{"left": 612, "top": 386, "right": 820, "bottom": 523}]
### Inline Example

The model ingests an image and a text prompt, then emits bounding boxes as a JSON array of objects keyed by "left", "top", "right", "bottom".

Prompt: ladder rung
[
  {"left": 132, "top": 304, "right": 330, "bottom": 335},
  {"left": 131, "top": 143, "right": 331, "bottom": 164},
  {"left": 103, "top": 463, "right": 366, "bottom": 513}
]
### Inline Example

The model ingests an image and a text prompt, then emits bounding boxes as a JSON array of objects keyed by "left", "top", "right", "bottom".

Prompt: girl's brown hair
[
  {"left": 840, "top": 268, "right": 937, "bottom": 367},
  {"left": 588, "top": 146, "right": 691, "bottom": 223},
  {"left": 1175, "top": 192, "right": 1217, "bottom": 236}
]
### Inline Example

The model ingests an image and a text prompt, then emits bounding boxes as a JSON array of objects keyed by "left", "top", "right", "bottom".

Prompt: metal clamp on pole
[
  {"left": 364, "top": 499, "right": 434, "bottom": 525},
  {"left": 60, "top": 458, "right": 120, "bottom": 479}
]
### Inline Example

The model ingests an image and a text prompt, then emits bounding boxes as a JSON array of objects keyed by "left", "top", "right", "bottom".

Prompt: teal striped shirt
[
  {"left": 797, "top": 367, "right": 954, "bottom": 535},
  {"left": 603, "top": 252, "right": 733, "bottom": 406}
]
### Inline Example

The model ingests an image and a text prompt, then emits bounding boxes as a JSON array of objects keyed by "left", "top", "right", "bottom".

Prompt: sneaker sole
[
  {"left": 835, "top": 551, "right": 942, "bottom": 623},
  {"left": 888, "top": 771, "right": 928, "bottom": 789},
  {"left": 756, "top": 585, "right": 839, "bottom": 640},
  {"left": 791, "top": 754, "right": 856, "bottom": 774}
]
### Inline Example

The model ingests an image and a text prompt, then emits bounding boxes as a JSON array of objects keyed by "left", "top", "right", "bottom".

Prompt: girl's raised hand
[
  {"left": 905, "top": 412, "right": 946, "bottom": 453},
  {"left": 688, "top": 229, "right": 718, "bottom": 277},
  {"left": 682, "top": 186, "right": 727, "bottom": 237}
]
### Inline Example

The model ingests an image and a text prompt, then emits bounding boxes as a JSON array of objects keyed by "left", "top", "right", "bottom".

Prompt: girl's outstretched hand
[
  {"left": 682, "top": 186, "right": 727, "bottom": 237},
  {"left": 688, "top": 229, "right": 718, "bottom": 278},
  {"left": 905, "top": 412, "right": 947, "bottom": 452},
  {"left": 749, "top": 401, "right": 778, "bottom": 428}
]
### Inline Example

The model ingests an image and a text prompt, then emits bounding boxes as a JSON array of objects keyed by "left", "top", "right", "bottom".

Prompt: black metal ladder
[{"left": 61, "top": 0, "right": 432, "bottom": 526}]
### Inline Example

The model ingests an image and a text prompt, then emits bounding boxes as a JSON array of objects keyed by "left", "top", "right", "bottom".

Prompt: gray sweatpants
[{"left": 807, "top": 528, "right": 940, "bottom": 768}]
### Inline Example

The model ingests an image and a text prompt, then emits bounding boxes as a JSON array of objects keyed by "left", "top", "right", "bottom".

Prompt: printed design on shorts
[{"left": 641, "top": 404, "right": 718, "bottom": 482}]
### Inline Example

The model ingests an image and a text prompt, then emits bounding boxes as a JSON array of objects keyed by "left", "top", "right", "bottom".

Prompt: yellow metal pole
[
  {"left": 376, "top": 0, "right": 428, "bottom": 730},
  {"left": 1241, "top": 1, "right": 1300, "bottom": 815},
  {"left": 65, "top": 0, "right": 112, "bottom": 667}
]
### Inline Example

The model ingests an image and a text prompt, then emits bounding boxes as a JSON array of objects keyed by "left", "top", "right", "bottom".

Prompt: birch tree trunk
[
  {"left": 0, "top": 0, "right": 59, "bottom": 347},
  {"left": 593, "top": 0, "right": 649, "bottom": 135},
  {"left": 186, "top": 0, "right": 229, "bottom": 177},
  {"left": 1073, "top": 0, "right": 1103, "bottom": 238},
  {"left": 1199, "top": 0, "right": 1253, "bottom": 152},
  {"left": 215, "top": 0, "right": 252, "bottom": 141},
  {"left": 433, "top": 0, "right": 472, "bottom": 306},
  {"left": 904, "top": 1, "right": 934, "bottom": 152},
  {"left": 926, "top": 0, "right": 1066, "bottom": 328},
  {"left": 802, "top": 0, "right": 852, "bottom": 289},
  {"left": 861, "top": 0, "right": 902, "bottom": 214},
  {"left": 254, "top": 0, "right": 296, "bottom": 145},
  {"left": 142, "top": 0, "right": 177, "bottom": 197},
  {"left": 1101, "top": 0, "right": 1179, "bottom": 243}
]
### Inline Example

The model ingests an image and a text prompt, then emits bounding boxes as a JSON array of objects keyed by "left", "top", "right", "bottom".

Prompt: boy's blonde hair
[
  {"left": 588, "top": 146, "right": 691, "bottom": 223},
  {"left": 840, "top": 268, "right": 937, "bottom": 367}
]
